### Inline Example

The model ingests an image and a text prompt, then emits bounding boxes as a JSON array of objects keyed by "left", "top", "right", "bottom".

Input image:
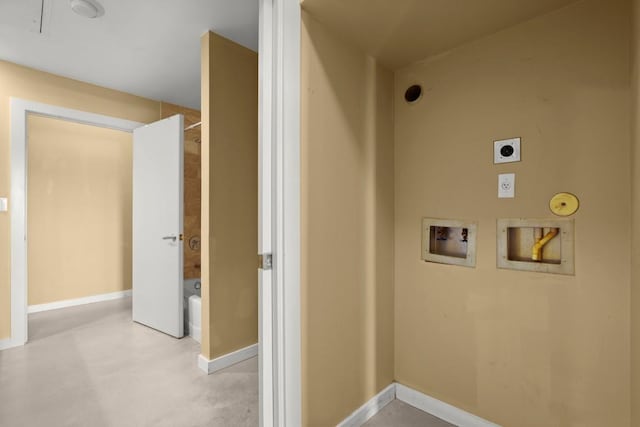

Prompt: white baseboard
[
  {"left": 336, "top": 382, "right": 501, "bottom": 427},
  {"left": 198, "top": 343, "right": 258, "bottom": 374},
  {"left": 0, "top": 337, "right": 21, "bottom": 351},
  {"left": 28, "top": 290, "right": 132, "bottom": 314},
  {"left": 396, "top": 383, "right": 501, "bottom": 427},
  {"left": 337, "top": 383, "right": 396, "bottom": 427}
]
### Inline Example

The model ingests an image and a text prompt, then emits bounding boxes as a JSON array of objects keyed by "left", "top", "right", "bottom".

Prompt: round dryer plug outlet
[{"left": 494, "top": 137, "right": 521, "bottom": 164}]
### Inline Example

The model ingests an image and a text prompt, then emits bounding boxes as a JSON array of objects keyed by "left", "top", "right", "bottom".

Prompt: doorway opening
[
  {"left": 25, "top": 114, "right": 134, "bottom": 339},
  {"left": 11, "top": 99, "right": 259, "bottom": 426},
  {"left": 11, "top": 103, "right": 196, "bottom": 343},
  {"left": 9, "top": 99, "right": 142, "bottom": 347}
]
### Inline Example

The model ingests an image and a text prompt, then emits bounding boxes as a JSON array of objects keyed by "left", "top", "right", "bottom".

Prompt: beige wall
[
  {"left": 301, "top": 11, "right": 395, "bottom": 426},
  {"left": 27, "top": 116, "right": 132, "bottom": 305},
  {"left": 394, "top": 0, "right": 630, "bottom": 426},
  {"left": 0, "top": 60, "right": 160, "bottom": 339},
  {"left": 201, "top": 32, "right": 258, "bottom": 359},
  {"left": 300, "top": 0, "right": 577, "bottom": 69},
  {"left": 632, "top": 0, "right": 640, "bottom": 424},
  {"left": 160, "top": 102, "right": 202, "bottom": 279}
]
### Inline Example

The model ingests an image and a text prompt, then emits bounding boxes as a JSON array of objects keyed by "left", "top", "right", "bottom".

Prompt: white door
[{"left": 132, "top": 114, "right": 184, "bottom": 338}]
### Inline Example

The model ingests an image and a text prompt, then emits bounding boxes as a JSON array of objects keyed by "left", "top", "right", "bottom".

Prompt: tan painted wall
[
  {"left": 0, "top": 60, "right": 160, "bottom": 339},
  {"left": 300, "top": 11, "right": 395, "bottom": 426},
  {"left": 160, "top": 102, "right": 202, "bottom": 279},
  {"left": 27, "top": 116, "right": 132, "bottom": 305},
  {"left": 394, "top": 0, "right": 630, "bottom": 425},
  {"left": 632, "top": 0, "right": 640, "bottom": 424},
  {"left": 300, "top": 0, "right": 577, "bottom": 69},
  {"left": 200, "top": 32, "right": 258, "bottom": 360}
]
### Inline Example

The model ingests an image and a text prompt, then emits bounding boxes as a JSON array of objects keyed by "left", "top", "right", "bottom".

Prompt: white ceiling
[{"left": 0, "top": 0, "right": 259, "bottom": 110}]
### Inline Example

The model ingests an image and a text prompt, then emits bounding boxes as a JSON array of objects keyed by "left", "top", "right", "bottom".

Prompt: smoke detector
[{"left": 70, "top": 0, "right": 105, "bottom": 18}]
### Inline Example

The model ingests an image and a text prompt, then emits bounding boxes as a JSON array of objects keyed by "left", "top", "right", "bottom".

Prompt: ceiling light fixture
[{"left": 70, "top": 0, "right": 105, "bottom": 19}]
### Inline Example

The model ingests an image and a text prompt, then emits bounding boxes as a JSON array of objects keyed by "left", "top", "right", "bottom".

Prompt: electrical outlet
[
  {"left": 494, "top": 138, "right": 521, "bottom": 164},
  {"left": 498, "top": 174, "right": 515, "bottom": 198}
]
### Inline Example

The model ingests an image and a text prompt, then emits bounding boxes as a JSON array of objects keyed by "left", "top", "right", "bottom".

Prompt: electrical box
[
  {"left": 497, "top": 218, "right": 574, "bottom": 275},
  {"left": 494, "top": 138, "right": 521, "bottom": 164},
  {"left": 421, "top": 218, "right": 477, "bottom": 268},
  {"left": 498, "top": 173, "right": 515, "bottom": 198}
]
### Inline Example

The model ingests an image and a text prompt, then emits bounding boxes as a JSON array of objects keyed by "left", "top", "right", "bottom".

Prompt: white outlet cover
[
  {"left": 498, "top": 173, "right": 515, "bottom": 198},
  {"left": 0, "top": 198, "right": 7, "bottom": 212},
  {"left": 494, "top": 137, "right": 521, "bottom": 164}
]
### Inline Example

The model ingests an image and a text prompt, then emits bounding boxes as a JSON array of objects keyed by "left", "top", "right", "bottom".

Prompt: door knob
[{"left": 162, "top": 236, "right": 177, "bottom": 242}]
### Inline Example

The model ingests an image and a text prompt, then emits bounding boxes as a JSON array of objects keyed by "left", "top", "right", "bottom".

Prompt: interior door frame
[
  {"left": 259, "top": 0, "right": 301, "bottom": 425},
  {"left": 6, "top": 98, "right": 142, "bottom": 349}
]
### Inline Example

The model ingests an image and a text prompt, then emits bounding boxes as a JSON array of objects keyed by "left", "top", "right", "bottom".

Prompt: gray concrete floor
[
  {"left": 0, "top": 298, "right": 258, "bottom": 427},
  {"left": 0, "top": 297, "right": 452, "bottom": 427},
  {"left": 364, "top": 400, "right": 455, "bottom": 427}
]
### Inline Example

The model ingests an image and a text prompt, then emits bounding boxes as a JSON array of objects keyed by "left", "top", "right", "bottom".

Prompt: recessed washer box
[
  {"left": 497, "top": 218, "right": 574, "bottom": 275},
  {"left": 421, "top": 218, "right": 477, "bottom": 268}
]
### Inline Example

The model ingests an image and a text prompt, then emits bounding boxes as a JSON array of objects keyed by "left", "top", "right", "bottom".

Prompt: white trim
[
  {"left": 197, "top": 343, "right": 259, "bottom": 374},
  {"left": 335, "top": 383, "right": 502, "bottom": 427},
  {"left": 396, "top": 383, "right": 501, "bottom": 427},
  {"left": 27, "top": 290, "right": 132, "bottom": 314},
  {"left": 337, "top": 384, "right": 396, "bottom": 427},
  {"left": 258, "top": 0, "right": 275, "bottom": 425},
  {"left": 275, "top": 0, "right": 301, "bottom": 425},
  {"left": 0, "top": 338, "right": 21, "bottom": 351},
  {"left": 10, "top": 98, "right": 143, "bottom": 347},
  {"left": 260, "top": 0, "right": 301, "bottom": 426}
]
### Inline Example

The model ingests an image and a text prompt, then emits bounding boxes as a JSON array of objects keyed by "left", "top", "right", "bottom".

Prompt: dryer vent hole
[{"left": 404, "top": 85, "right": 423, "bottom": 104}]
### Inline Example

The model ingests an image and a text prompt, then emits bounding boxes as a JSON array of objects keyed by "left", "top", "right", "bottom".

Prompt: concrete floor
[
  {"left": 364, "top": 400, "right": 455, "bottom": 427},
  {"left": 0, "top": 297, "right": 451, "bottom": 427},
  {"left": 0, "top": 298, "right": 257, "bottom": 427}
]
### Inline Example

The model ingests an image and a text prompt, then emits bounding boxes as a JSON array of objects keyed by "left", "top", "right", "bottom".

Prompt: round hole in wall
[
  {"left": 404, "top": 84, "right": 423, "bottom": 104},
  {"left": 500, "top": 145, "right": 515, "bottom": 157}
]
